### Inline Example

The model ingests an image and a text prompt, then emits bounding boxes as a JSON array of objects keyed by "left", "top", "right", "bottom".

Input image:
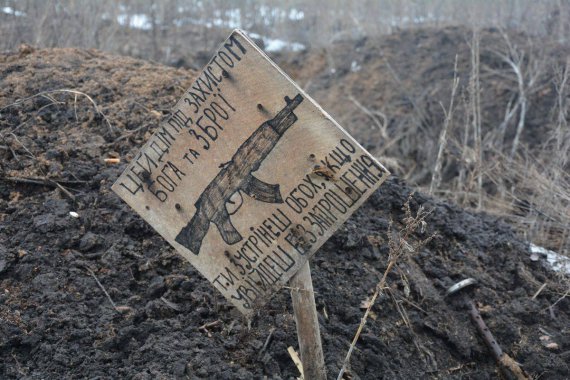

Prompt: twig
[
  {"left": 85, "top": 267, "right": 118, "bottom": 312},
  {"left": 1, "top": 175, "right": 82, "bottom": 201},
  {"left": 495, "top": 95, "right": 519, "bottom": 149},
  {"left": 1, "top": 176, "right": 51, "bottom": 186},
  {"left": 198, "top": 320, "right": 222, "bottom": 331},
  {"left": 288, "top": 346, "right": 304, "bottom": 379},
  {"left": 337, "top": 260, "right": 396, "bottom": 380},
  {"left": 400, "top": 297, "right": 428, "bottom": 315},
  {"left": 281, "top": 285, "right": 317, "bottom": 293},
  {"left": 337, "top": 194, "right": 435, "bottom": 380},
  {"left": 52, "top": 181, "right": 76, "bottom": 201},
  {"left": 531, "top": 282, "right": 547, "bottom": 300},
  {"left": 467, "top": 299, "right": 529, "bottom": 379},
  {"left": 457, "top": 93, "right": 471, "bottom": 206},
  {"left": 112, "top": 123, "right": 149, "bottom": 143},
  {"left": 11, "top": 351, "right": 26, "bottom": 376},
  {"left": 0, "top": 135, "right": 18, "bottom": 159},
  {"left": 1, "top": 175, "right": 88, "bottom": 186},
  {"left": 430, "top": 54, "right": 459, "bottom": 195},
  {"left": 387, "top": 287, "right": 425, "bottom": 362},
  {"left": 1, "top": 89, "right": 115, "bottom": 133},
  {"left": 470, "top": 29, "right": 483, "bottom": 210},
  {"left": 348, "top": 93, "right": 388, "bottom": 139},
  {"left": 198, "top": 319, "right": 222, "bottom": 338},
  {"left": 383, "top": 57, "right": 430, "bottom": 129},
  {"left": 494, "top": 30, "right": 542, "bottom": 160},
  {"left": 73, "top": 93, "right": 79, "bottom": 122},
  {"left": 259, "top": 327, "right": 275, "bottom": 355},
  {"left": 160, "top": 296, "right": 181, "bottom": 311},
  {"left": 6, "top": 132, "right": 35, "bottom": 159}
]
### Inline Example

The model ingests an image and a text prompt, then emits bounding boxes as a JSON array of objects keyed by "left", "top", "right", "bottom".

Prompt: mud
[{"left": 1, "top": 43, "right": 569, "bottom": 379}]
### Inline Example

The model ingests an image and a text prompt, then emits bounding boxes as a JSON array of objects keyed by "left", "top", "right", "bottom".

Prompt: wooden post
[{"left": 289, "top": 261, "right": 327, "bottom": 380}]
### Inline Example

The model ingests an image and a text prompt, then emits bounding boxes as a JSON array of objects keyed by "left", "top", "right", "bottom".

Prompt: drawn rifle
[{"left": 175, "top": 94, "right": 304, "bottom": 255}]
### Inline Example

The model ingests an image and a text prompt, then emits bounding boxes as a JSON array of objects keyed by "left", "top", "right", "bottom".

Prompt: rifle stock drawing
[{"left": 175, "top": 94, "right": 304, "bottom": 255}]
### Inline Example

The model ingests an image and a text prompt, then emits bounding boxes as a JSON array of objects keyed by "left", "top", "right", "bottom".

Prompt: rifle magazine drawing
[{"left": 175, "top": 94, "right": 305, "bottom": 255}]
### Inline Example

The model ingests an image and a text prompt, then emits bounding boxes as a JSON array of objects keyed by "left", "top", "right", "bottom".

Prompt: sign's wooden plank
[{"left": 112, "top": 30, "right": 389, "bottom": 316}]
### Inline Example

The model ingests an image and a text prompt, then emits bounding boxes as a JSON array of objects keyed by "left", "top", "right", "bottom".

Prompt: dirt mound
[
  {"left": 275, "top": 26, "right": 570, "bottom": 256},
  {"left": 276, "top": 26, "right": 568, "bottom": 182},
  {"left": 1, "top": 47, "right": 569, "bottom": 379}
]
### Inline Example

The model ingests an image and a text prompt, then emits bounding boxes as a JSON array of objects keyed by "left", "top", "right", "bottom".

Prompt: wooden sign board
[{"left": 112, "top": 30, "right": 389, "bottom": 316}]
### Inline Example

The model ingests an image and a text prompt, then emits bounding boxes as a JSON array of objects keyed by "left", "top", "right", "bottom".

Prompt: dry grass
[
  {"left": 0, "top": 89, "right": 114, "bottom": 134},
  {"left": 425, "top": 31, "right": 569, "bottom": 258},
  {"left": 485, "top": 148, "right": 570, "bottom": 255},
  {"left": 337, "top": 194, "right": 435, "bottom": 380}
]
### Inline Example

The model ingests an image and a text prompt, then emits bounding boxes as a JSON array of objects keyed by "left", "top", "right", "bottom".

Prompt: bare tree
[{"left": 493, "top": 30, "right": 542, "bottom": 159}]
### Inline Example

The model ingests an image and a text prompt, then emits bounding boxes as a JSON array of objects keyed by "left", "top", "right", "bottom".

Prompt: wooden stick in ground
[
  {"left": 289, "top": 261, "right": 327, "bottom": 380},
  {"left": 467, "top": 299, "right": 529, "bottom": 380}
]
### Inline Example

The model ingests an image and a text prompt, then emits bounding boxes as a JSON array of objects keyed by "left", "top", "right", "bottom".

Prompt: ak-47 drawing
[{"left": 175, "top": 94, "right": 304, "bottom": 255}]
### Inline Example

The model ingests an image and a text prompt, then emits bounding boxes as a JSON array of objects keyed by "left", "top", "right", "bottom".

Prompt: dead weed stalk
[
  {"left": 430, "top": 54, "right": 459, "bottom": 195},
  {"left": 337, "top": 193, "right": 436, "bottom": 380}
]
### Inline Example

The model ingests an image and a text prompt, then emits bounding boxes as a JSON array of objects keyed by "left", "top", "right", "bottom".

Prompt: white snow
[
  {"left": 248, "top": 32, "right": 305, "bottom": 53},
  {"left": 264, "top": 37, "right": 305, "bottom": 52},
  {"left": 530, "top": 244, "right": 570, "bottom": 275},
  {"left": 151, "top": 6, "right": 305, "bottom": 53},
  {"left": 174, "top": 6, "right": 303, "bottom": 29},
  {"left": 113, "top": 7, "right": 305, "bottom": 52},
  {"left": 2, "top": 6, "right": 25, "bottom": 17},
  {"left": 288, "top": 9, "right": 305, "bottom": 21},
  {"left": 211, "top": 8, "right": 241, "bottom": 28},
  {"left": 258, "top": 6, "right": 305, "bottom": 25},
  {"left": 117, "top": 14, "right": 152, "bottom": 30},
  {"left": 351, "top": 60, "right": 361, "bottom": 72}
]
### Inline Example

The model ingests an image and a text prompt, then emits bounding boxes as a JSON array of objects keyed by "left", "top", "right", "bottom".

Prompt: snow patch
[
  {"left": 530, "top": 244, "right": 570, "bottom": 275},
  {"left": 2, "top": 6, "right": 25, "bottom": 17},
  {"left": 351, "top": 61, "right": 361, "bottom": 72},
  {"left": 258, "top": 6, "right": 305, "bottom": 25},
  {"left": 117, "top": 14, "right": 152, "bottom": 30},
  {"left": 212, "top": 8, "right": 241, "bottom": 28},
  {"left": 248, "top": 32, "right": 305, "bottom": 53}
]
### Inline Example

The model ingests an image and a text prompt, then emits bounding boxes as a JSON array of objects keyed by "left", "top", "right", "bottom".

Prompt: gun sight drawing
[{"left": 175, "top": 94, "right": 304, "bottom": 255}]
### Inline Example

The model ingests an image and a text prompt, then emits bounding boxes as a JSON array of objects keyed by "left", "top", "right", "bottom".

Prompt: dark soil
[{"left": 1, "top": 43, "right": 569, "bottom": 379}]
